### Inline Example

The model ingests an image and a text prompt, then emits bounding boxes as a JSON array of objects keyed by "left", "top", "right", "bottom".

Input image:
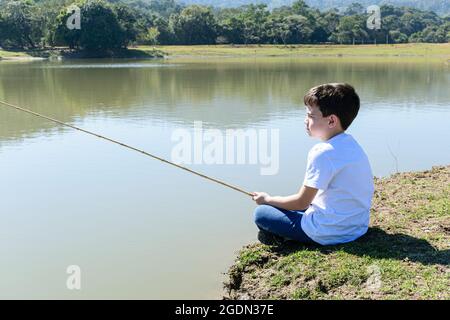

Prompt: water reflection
[{"left": 1, "top": 58, "right": 448, "bottom": 144}]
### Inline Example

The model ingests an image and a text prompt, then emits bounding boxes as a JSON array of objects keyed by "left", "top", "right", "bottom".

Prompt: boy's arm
[{"left": 252, "top": 185, "right": 318, "bottom": 211}]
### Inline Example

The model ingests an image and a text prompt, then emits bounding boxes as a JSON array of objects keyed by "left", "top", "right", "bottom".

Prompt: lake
[{"left": 0, "top": 57, "right": 449, "bottom": 298}]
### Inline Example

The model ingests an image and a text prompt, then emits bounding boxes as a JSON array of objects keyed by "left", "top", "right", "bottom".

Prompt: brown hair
[{"left": 304, "top": 83, "right": 360, "bottom": 130}]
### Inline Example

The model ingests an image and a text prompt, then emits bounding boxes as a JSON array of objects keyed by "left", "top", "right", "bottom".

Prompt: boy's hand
[{"left": 252, "top": 192, "right": 272, "bottom": 205}]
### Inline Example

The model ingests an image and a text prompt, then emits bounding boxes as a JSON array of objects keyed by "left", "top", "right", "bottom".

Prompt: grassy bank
[
  {"left": 2, "top": 43, "right": 449, "bottom": 62},
  {"left": 0, "top": 49, "right": 36, "bottom": 60},
  {"left": 0, "top": 47, "right": 164, "bottom": 61},
  {"left": 224, "top": 165, "right": 450, "bottom": 300},
  {"left": 145, "top": 43, "right": 450, "bottom": 61}
]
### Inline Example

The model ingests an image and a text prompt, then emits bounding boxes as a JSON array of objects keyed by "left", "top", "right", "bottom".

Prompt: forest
[
  {"left": 180, "top": 1, "right": 450, "bottom": 16},
  {"left": 0, "top": 0, "right": 448, "bottom": 52}
]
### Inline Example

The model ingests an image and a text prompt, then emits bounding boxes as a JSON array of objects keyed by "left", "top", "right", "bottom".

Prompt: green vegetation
[
  {"left": 224, "top": 165, "right": 450, "bottom": 300},
  {"left": 143, "top": 43, "right": 450, "bottom": 60},
  {"left": 0, "top": 0, "right": 448, "bottom": 59},
  {"left": 181, "top": 1, "right": 450, "bottom": 17},
  {"left": 2, "top": 43, "right": 449, "bottom": 62}
]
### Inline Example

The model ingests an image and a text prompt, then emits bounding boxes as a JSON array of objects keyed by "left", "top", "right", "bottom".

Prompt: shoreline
[
  {"left": 1, "top": 43, "right": 449, "bottom": 62},
  {"left": 0, "top": 47, "right": 165, "bottom": 62},
  {"left": 0, "top": 56, "right": 47, "bottom": 62},
  {"left": 223, "top": 165, "right": 450, "bottom": 300}
]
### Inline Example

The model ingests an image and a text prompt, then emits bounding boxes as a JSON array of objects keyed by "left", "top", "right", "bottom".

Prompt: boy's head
[{"left": 304, "top": 83, "right": 360, "bottom": 141}]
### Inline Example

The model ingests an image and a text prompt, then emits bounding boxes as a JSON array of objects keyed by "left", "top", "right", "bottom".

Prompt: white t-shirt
[{"left": 301, "top": 132, "right": 374, "bottom": 245}]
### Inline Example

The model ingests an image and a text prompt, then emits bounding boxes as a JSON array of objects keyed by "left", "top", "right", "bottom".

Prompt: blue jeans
[{"left": 253, "top": 205, "right": 316, "bottom": 244}]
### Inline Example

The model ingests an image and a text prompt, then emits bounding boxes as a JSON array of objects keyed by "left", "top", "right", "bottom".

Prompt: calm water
[{"left": 0, "top": 57, "right": 449, "bottom": 299}]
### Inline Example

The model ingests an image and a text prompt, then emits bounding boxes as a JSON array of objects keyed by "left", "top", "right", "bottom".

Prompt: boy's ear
[{"left": 328, "top": 115, "right": 339, "bottom": 128}]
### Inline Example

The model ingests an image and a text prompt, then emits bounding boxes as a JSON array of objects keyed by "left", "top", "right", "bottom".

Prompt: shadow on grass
[{"left": 272, "top": 227, "right": 449, "bottom": 266}]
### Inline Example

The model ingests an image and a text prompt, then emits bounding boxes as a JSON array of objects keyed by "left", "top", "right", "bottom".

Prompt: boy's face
[{"left": 304, "top": 104, "right": 336, "bottom": 140}]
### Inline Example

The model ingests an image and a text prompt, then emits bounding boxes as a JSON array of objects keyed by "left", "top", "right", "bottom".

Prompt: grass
[
  {"left": 2, "top": 43, "right": 449, "bottom": 62},
  {"left": 0, "top": 47, "right": 164, "bottom": 60},
  {"left": 140, "top": 43, "right": 450, "bottom": 61},
  {"left": 224, "top": 165, "right": 450, "bottom": 300},
  {"left": 0, "top": 49, "right": 33, "bottom": 59}
]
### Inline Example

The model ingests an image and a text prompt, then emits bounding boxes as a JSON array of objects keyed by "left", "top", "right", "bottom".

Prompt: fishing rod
[{"left": 0, "top": 100, "right": 254, "bottom": 197}]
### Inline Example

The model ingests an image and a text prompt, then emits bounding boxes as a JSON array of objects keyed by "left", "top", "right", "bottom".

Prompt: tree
[
  {"left": 240, "top": 4, "right": 270, "bottom": 44},
  {"left": 170, "top": 5, "right": 218, "bottom": 45},
  {"left": 388, "top": 30, "right": 408, "bottom": 43},
  {"left": 113, "top": 3, "right": 140, "bottom": 45},
  {"left": 52, "top": 0, "right": 130, "bottom": 51},
  {"left": 140, "top": 26, "right": 160, "bottom": 45},
  {"left": 344, "top": 2, "right": 365, "bottom": 16},
  {"left": 218, "top": 8, "right": 246, "bottom": 44},
  {"left": 147, "top": 0, "right": 182, "bottom": 18},
  {"left": 152, "top": 16, "right": 176, "bottom": 44},
  {"left": 264, "top": 14, "right": 287, "bottom": 45},
  {"left": 332, "top": 15, "right": 368, "bottom": 44},
  {"left": 0, "top": 0, "right": 43, "bottom": 49},
  {"left": 410, "top": 23, "right": 449, "bottom": 43},
  {"left": 286, "top": 15, "right": 313, "bottom": 44},
  {"left": 310, "top": 9, "right": 339, "bottom": 43},
  {"left": 291, "top": 0, "right": 310, "bottom": 17}
]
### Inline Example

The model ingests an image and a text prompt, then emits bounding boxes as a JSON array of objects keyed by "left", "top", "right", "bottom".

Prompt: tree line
[
  {"left": 0, "top": 0, "right": 448, "bottom": 52},
  {"left": 180, "top": 1, "right": 450, "bottom": 16}
]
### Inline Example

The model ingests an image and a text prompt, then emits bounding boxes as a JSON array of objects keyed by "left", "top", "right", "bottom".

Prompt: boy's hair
[{"left": 304, "top": 83, "right": 360, "bottom": 130}]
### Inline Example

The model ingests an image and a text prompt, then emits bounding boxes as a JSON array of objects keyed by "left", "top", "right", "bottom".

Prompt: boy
[{"left": 252, "top": 83, "right": 374, "bottom": 246}]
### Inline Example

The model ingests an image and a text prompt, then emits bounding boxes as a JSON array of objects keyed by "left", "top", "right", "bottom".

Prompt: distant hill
[{"left": 178, "top": 0, "right": 450, "bottom": 15}]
